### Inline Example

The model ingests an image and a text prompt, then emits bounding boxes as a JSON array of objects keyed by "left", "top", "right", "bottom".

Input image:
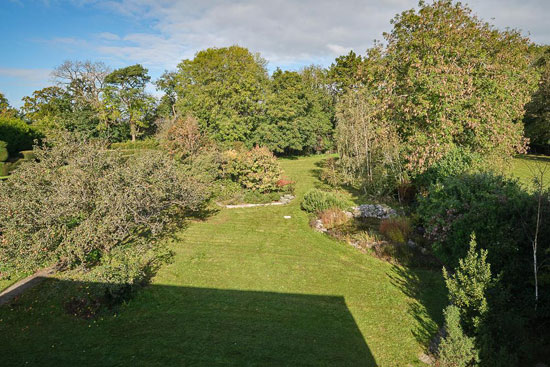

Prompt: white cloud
[
  {"left": 0, "top": 68, "right": 51, "bottom": 82},
  {"left": 59, "top": 0, "right": 550, "bottom": 71}
]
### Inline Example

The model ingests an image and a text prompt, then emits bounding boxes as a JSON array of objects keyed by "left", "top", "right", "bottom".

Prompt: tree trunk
[{"left": 130, "top": 120, "right": 136, "bottom": 142}]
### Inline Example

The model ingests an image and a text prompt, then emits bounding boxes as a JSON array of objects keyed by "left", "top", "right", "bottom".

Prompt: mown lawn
[
  {"left": 0, "top": 155, "right": 446, "bottom": 366},
  {"left": 511, "top": 154, "right": 550, "bottom": 188}
]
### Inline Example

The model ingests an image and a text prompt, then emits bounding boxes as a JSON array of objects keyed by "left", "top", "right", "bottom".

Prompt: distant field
[{"left": 510, "top": 155, "right": 550, "bottom": 188}]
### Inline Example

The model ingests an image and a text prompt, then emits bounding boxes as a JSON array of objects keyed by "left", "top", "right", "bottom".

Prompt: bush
[
  {"left": 414, "top": 147, "right": 483, "bottom": 189},
  {"left": 438, "top": 305, "right": 479, "bottom": 367},
  {"left": 0, "top": 134, "right": 209, "bottom": 290},
  {"left": 319, "top": 208, "right": 350, "bottom": 230},
  {"left": 221, "top": 146, "right": 282, "bottom": 192},
  {"left": 0, "top": 116, "right": 41, "bottom": 154},
  {"left": 319, "top": 157, "right": 345, "bottom": 187},
  {"left": 301, "top": 188, "right": 351, "bottom": 213},
  {"left": 416, "top": 173, "right": 533, "bottom": 272},
  {"left": 379, "top": 217, "right": 411, "bottom": 244},
  {"left": 19, "top": 150, "right": 35, "bottom": 161},
  {"left": 0, "top": 141, "right": 8, "bottom": 161},
  {"left": 157, "top": 115, "right": 205, "bottom": 159},
  {"left": 110, "top": 138, "right": 159, "bottom": 150}
]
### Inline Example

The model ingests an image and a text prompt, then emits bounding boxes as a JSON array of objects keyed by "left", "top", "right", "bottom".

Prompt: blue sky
[{"left": 1, "top": 0, "right": 549, "bottom": 107}]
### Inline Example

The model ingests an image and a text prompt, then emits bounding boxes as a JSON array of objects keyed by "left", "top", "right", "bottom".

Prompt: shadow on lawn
[
  {"left": 388, "top": 265, "right": 447, "bottom": 351},
  {"left": 0, "top": 279, "right": 377, "bottom": 367}
]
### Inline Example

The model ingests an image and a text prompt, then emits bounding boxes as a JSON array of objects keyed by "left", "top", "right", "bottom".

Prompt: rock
[
  {"left": 407, "top": 239, "right": 417, "bottom": 248},
  {"left": 313, "top": 219, "right": 327, "bottom": 233},
  {"left": 343, "top": 210, "right": 354, "bottom": 219},
  {"left": 352, "top": 204, "right": 397, "bottom": 219},
  {"left": 283, "top": 215, "right": 291, "bottom": 219}
]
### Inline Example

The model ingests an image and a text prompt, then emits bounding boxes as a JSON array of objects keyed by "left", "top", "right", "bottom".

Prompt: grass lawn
[
  {"left": 510, "top": 154, "right": 550, "bottom": 189},
  {"left": 0, "top": 155, "right": 446, "bottom": 366}
]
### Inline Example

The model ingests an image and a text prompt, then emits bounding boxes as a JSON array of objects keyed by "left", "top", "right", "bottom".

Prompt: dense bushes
[
  {"left": 301, "top": 189, "right": 351, "bottom": 213},
  {"left": 221, "top": 146, "right": 282, "bottom": 192},
  {"left": 0, "top": 135, "right": 209, "bottom": 297},
  {"left": 110, "top": 138, "right": 159, "bottom": 150},
  {"left": 0, "top": 116, "right": 41, "bottom": 154},
  {"left": 379, "top": 217, "right": 411, "bottom": 244},
  {"left": 0, "top": 140, "right": 7, "bottom": 161},
  {"left": 416, "top": 173, "right": 533, "bottom": 272}
]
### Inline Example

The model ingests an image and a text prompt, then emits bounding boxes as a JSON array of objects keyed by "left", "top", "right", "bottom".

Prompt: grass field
[
  {"left": 511, "top": 154, "right": 550, "bottom": 188},
  {"left": 0, "top": 155, "right": 447, "bottom": 366}
]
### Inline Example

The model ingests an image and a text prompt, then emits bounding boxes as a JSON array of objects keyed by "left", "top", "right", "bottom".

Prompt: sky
[{"left": 1, "top": 0, "right": 549, "bottom": 107}]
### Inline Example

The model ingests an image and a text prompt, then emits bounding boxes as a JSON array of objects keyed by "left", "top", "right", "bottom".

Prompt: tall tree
[
  {"left": 174, "top": 46, "right": 269, "bottom": 144},
  {"left": 327, "top": 50, "right": 364, "bottom": 96},
  {"left": 104, "top": 64, "right": 155, "bottom": 142},
  {"left": 0, "top": 92, "right": 18, "bottom": 118},
  {"left": 255, "top": 67, "right": 333, "bottom": 154},
  {"left": 524, "top": 46, "right": 550, "bottom": 147}
]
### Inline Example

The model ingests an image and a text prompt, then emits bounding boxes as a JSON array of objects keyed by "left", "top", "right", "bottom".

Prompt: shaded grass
[{"left": 0, "top": 154, "right": 446, "bottom": 366}]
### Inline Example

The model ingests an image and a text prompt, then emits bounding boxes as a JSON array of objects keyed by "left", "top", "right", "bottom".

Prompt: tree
[
  {"left": 255, "top": 67, "right": 333, "bottom": 154},
  {"left": 21, "top": 86, "right": 72, "bottom": 135},
  {"left": 443, "top": 234, "right": 493, "bottom": 335},
  {"left": 438, "top": 305, "right": 479, "bottom": 367},
  {"left": 336, "top": 0, "right": 538, "bottom": 176},
  {"left": 0, "top": 92, "right": 18, "bottom": 118},
  {"left": 524, "top": 46, "right": 550, "bottom": 147},
  {"left": 173, "top": 46, "right": 269, "bottom": 144},
  {"left": 104, "top": 64, "right": 155, "bottom": 141},
  {"left": 327, "top": 50, "right": 364, "bottom": 96},
  {"left": 383, "top": 0, "right": 537, "bottom": 173}
]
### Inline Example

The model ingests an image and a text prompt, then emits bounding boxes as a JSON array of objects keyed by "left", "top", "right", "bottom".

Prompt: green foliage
[
  {"left": 336, "top": 86, "right": 406, "bottom": 197},
  {"left": 524, "top": 46, "right": 550, "bottom": 146},
  {"left": 443, "top": 234, "right": 492, "bottom": 334},
  {"left": 379, "top": 217, "right": 411, "bottom": 244},
  {"left": 110, "top": 138, "right": 159, "bottom": 150},
  {"left": 414, "top": 147, "right": 484, "bottom": 188},
  {"left": 416, "top": 173, "right": 532, "bottom": 273},
  {"left": 301, "top": 188, "right": 351, "bottom": 213},
  {"left": 327, "top": 50, "right": 364, "bottom": 95},
  {"left": 438, "top": 305, "right": 479, "bottom": 367},
  {"left": 336, "top": 0, "right": 538, "bottom": 177},
  {"left": 0, "top": 116, "right": 41, "bottom": 154},
  {"left": 104, "top": 64, "right": 155, "bottom": 142},
  {"left": 221, "top": 146, "right": 282, "bottom": 192},
  {"left": 255, "top": 67, "right": 334, "bottom": 154},
  {"left": 0, "top": 140, "right": 8, "bottom": 161},
  {"left": 0, "top": 134, "right": 209, "bottom": 281},
  {"left": 174, "top": 46, "right": 269, "bottom": 144},
  {"left": 156, "top": 115, "right": 205, "bottom": 159}
]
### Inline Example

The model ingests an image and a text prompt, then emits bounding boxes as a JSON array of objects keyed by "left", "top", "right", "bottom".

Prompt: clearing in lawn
[{"left": 0, "top": 155, "right": 446, "bottom": 366}]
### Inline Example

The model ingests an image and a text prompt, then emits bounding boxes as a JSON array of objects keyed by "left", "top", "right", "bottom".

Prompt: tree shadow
[
  {"left": 388, "top": 265, "right": 447, "bottom": 352},
  {"left": 0, "top": 279, "right": 377, "bottom": 367}
]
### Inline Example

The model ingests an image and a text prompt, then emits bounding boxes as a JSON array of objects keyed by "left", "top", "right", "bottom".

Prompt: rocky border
[{"left": 219, "top": 194, "right": 295, "bottom": 209}]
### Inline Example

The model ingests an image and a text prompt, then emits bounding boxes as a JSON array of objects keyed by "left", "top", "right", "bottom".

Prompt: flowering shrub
[{"left": 221, "top": 146, "right": 282, "bottom": 192}]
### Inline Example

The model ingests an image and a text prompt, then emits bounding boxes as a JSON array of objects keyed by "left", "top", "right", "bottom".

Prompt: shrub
[
  {"left": 416, "top": 173, "right": 533, "bottom": 272},
  {"left": 221, "top": 146, "right": 282, "bottom": 192},
  {"left": 110, "top": 138, "right": 159, "bottom": 150},
  {"left": 0, "top": 116, "right": 41, "bottom": 154},
  {"left": 0, "top": 134, "right": 209, "bottom": 290},
  {"left": 19, "top": 150, "right": 35, "bottom": 161},
  {"left": 414, "top": 147, "right": 484, "bottom": 189},
  {"left": 157, "top": 115, "right": 205, "bottom": 159},
  {"left": 0, "top": 162, "right": 8, "bottom": 176},
  {"left": 0, "top": 141, "right": 8, "bottom": 161},
  {"left": 319, "top": 208, "right": 350, "bottom": 230},
  {"left": 379, "top": 217, "right": 411, "bottom": 244},
  {"left": 319, "top": 157, "right": 345, "bottom": 187},
  {"left": 301, "top": 189, "right": 352, "bottom": 213},
  {"left": 438, "top": 305, "right": 479, "bottom": 367}
]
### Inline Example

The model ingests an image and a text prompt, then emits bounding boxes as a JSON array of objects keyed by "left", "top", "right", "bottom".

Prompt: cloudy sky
[{"left": 1, "top": 0, "right": 549, "bottom": 106}]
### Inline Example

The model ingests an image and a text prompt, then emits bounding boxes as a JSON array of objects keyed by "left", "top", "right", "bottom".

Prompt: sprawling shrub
[
  {"left": 301, "top": 189, "right": 351, "bottom": 213},
  {"left": 0, "top": 134, "right": 209, "bottom": 284},
  {"left": 379, "top": 217, "right": 411, "bottom": 244},
  {"left": 0, "top": 116, "right": 41, "bottom": 154},
  {"left": 221, "top": 146, "right": 282, "bottom": 192}
]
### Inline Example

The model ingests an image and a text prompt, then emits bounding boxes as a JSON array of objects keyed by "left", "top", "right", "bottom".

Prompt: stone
[{"left": 352, "top": 204, "right": 397, "bottom": 219}]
